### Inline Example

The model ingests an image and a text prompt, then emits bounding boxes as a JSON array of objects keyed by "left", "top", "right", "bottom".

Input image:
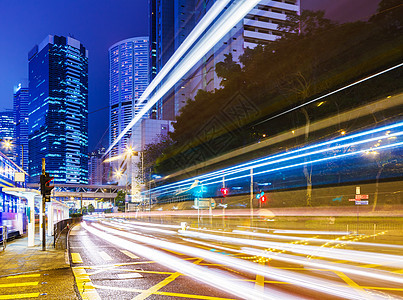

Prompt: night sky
[{"left": 0, "top": 0, "right": 380, "bottom": 151}]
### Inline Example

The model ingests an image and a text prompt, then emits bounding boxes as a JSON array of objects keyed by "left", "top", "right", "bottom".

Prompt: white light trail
[
  {"left": 178, "top": 230, "right": 403, "bottom": 268},
  {"left": 242, "top": 248, "right": 403, "bottom": 285},
  {"left": 91, "top": 222, "right": 369, "bottom": 299},
  {"left": 105, "top": 0, "right": 261, "bottom": 156},
  {"left": 254, "top": 62, "right": 403, "bottom": 126},
  {"left": 82, "top": 222, "right": 286, "bottom": 300}
]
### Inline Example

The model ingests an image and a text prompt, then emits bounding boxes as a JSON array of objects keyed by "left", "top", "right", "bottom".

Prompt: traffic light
[
  {"left": 220, "top": 187, "right": 229, "bottom": 197},
  {"left": 256, "top": 192, "right": 267, "bottom": 204},
  {"left": 40, "top": 172, "right": 54, "bottom": 202}
]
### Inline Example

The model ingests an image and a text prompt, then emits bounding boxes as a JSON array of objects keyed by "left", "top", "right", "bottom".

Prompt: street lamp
[{"left": 0, "top": 139, "right": 25, "bottom": 171}]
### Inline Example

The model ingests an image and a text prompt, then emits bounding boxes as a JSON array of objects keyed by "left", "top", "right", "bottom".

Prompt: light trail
[
  {"left": 90, "top": 222, "right": 371, "bottom": 299},
  {"left": 272, "top": 229, "right": 351, "bottom": 235},
  {"left": 242, "top": 248, "right": 403, "bottom": 286},
  {"left": 178, "top": 230, "right": 403, "bottom": 268},
  {"left": 82, "top": 222, "right": 288, "bottom": 300},
  {"left": 146, "top": 121, "right": 403, "bottom": 197},
  {"left": 105, "top": 0, "right": 261, "bottom": 156},
  {"left": 232, "top": 230, "right": 403, "bottom": 249},
  {"left": 253, "top": 62, "right": 403, "bottom": 126},
  {"left": 106, "top": 220, "right": 177, "bottom": 235}
]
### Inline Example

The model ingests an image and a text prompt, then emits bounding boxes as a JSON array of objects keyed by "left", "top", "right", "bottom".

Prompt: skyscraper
[
  {"left": 13, "top": 82, "right": 29, "bottom": 171},
  {"left": 28, "top": 35, "right": 89, "bottom": 184},
  {"left": 109, "top": 37, "right": 149, "bottom": 157},
  {"left": 0, "top": 111, "right": 15, "bottom": 161},
  {"left": 149, "top": 0, "right": 300, "bottom": 120}
]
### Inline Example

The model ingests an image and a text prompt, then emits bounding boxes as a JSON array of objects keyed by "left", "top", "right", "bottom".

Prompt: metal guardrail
[
  {"left": 53, "top": 217, "right": 82, "bottom": 248},
  {"left": 1, "top": 226, "right": 8, "bottom": 251}
]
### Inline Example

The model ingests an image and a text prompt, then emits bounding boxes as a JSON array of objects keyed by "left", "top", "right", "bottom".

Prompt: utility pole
[{"left": 39, "top": 158, "right": 54, "bottom": 251}]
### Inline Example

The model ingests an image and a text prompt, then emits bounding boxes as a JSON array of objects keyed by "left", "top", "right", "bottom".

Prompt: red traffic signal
[
  {"left": 260, "top": 195, "right": 267, "bottom": 203},
  {"left": 220, "top": 187, "right": 229, "bottom": 197},
  {"left": 40, "top": 172, "right": 54, "bottom": 202}
]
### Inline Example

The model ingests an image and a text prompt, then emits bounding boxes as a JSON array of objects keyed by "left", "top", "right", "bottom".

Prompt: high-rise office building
[
  {"left": 149, "top": 0, "right": 300, "bottom": 120},
  {"left": 13, "top": 82, "right": 29, "bottom": 171},
  {"left": 0, "top": 111, "right": 15, "bottom": 161},
  {"left": 28, "top": 35, "right": 89, "bottom": 184},
  {"left": 109, "top": 37, "right": 149, "bottom": 157},
  {"left": 88, "top": 147, "right": 106, "bottom": 185}
]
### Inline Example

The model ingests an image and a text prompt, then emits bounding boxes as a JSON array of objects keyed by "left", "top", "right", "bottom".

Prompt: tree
[
  {"left": 87, "top": 203, "right": 95, "bottom": 214},
  {"left": 215, "top": 53, "right": 243, "bottom": 89},
  {"left": 279, "top": 10, "right": 336, "bottom": 37}
]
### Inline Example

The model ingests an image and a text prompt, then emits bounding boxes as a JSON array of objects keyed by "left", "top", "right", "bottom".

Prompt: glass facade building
[
  {"left": 109, "top": 37, "right": 149, "bottom": 157},
  {"left": 13, "top": 82, "right": 29, "bottom": 171},
  {"left": 28, "top": 35, "right": 89, "bottom": 184}
]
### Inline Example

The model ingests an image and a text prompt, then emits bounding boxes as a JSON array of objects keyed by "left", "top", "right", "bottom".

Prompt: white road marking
[
  {"left": 99, "top": 251, "right": 113, "bottom": 261},
  {"left": 121, "top": 250, "right": 139, "bottom": 259}
]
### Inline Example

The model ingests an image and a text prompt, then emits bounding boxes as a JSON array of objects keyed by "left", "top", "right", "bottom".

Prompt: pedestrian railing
[
  {"left": 53, "top": 217, "right": 82, "bottom": 248},
  {"left": 1, "top": 226, "right": 7, "bottom": 251}
]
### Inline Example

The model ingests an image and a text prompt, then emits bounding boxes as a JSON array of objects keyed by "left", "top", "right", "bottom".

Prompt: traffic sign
[
  {"left": 355, "top": 200, "right": 369, "bottom": 205},
  {"left": 355, "top": 194, "right": 369, "bottom": 200}
]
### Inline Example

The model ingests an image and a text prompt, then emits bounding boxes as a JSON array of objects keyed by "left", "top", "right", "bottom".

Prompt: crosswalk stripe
[
  {"left": 0, "top": 293, "right": 40, "bottom": 299},
  {"left": 99, "top": 251, "right": 113, "bottom": 261},
  {"left": 6, "top": 274, "right": 40, "bottom": 279},
  {"left": 120, "top": 250, "right": 139, "bottom": 259},
  {"left": 71, "top": 252, "right": 83, "bottom": 264},
  {"left": 0, "top": 282, "right": 38, "bottom": 288}
]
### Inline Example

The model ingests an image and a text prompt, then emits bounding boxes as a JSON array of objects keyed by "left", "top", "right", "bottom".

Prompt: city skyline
[{"left": 0, "top": 0, "right": 380, "bottom": 151}]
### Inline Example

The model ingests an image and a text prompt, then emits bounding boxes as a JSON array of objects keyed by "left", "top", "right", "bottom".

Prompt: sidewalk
[{"left": 0, "top": 233, "right": 78, "bottom": 299}]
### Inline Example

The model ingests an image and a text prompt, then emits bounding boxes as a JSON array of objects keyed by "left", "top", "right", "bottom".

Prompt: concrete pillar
[
  {"left": 27, "top": 195, "right": 35, "bottom": 247},
  {"left": 47, "top": 202, "right": 53, "bottom": 237},
  {"left": 39, "top": 199, "right": 43, "bottom": 242}
]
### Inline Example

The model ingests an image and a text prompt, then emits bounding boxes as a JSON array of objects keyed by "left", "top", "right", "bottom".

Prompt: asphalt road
[{"left": 69, "top": 216, "right": 403, "bottom": 300}]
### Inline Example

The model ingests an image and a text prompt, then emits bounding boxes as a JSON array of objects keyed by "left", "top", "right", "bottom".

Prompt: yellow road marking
[
  {"left": 392, "top": 269, "right": 403, "bottom": 274},
  {"left": 99, "top": 251, "right": 113, "bottom": 261},
  {"left": 133, "top": 272, "right": 182, "bottom": 300},
  {"left": 361, "top": 286, "right": 403, "bottom": 292},
  {"left": 120, "top": 250, "right": 139, "bottom": 259},
  {"left": 71, "top": 252, "right": 83, "bottom": 264},
  {"left": 72, "top": 267, "right": 101, "bottom": 300},
  {"left": 6, "top": 274, "right": 40, "bottom": 279},
  {"left": 360, "top": 264, "right": 381, "bottom": 268},
  {"left": 132, "top": 258, "right": 203, "bottom": 300},
  {"left": 254, "top": 261, "right": 265, "bottom": 291},
  {"left": 0, "top": 293, "right": 40, "bottom": 299},
  {"left": 0, "top": 282, "right": 38, "bottom": 288},
  {"left": 334, "top": 271, "right": 372, "bottom": 299},
  {"left": 162, "top": 248, "right": 185, "bottom": 256}
]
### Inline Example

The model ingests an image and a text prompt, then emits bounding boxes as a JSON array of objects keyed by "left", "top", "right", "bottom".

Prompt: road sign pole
[{"left": 41, "top": 158, "right": 46, "bottom": 251}]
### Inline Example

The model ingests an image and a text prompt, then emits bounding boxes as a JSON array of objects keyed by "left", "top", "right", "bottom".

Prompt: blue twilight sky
[{"left": 0, "top": 0, "right": 380, "bottom": 151}]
